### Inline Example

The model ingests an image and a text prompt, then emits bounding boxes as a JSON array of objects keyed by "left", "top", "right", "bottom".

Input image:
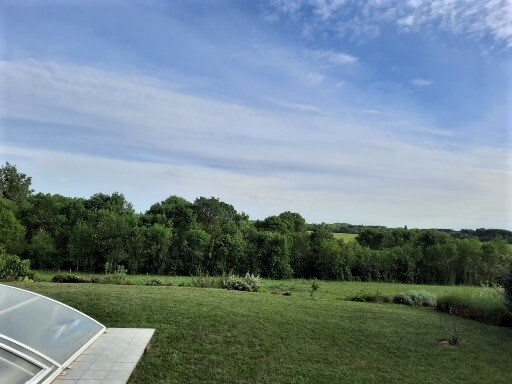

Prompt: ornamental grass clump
[
  {"left": 437, "top": 286, "right": 511, "bottom": 326},
  {"left": 394, "top": 290, "right": 437, "bottom": 307}
]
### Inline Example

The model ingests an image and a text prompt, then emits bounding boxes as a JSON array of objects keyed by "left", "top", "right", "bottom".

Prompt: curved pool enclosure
[{"left": 0, "top": 284, "right": 105, "bottom": 384}]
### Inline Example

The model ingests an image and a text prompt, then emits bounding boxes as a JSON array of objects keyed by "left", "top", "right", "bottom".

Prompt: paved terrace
[{"left": 52, "top": 328, "right": 154, "bottom": 384}]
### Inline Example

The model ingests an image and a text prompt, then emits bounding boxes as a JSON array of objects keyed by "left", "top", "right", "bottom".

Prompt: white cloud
[
  {"left": 411, "top": 78, "right": 432, "bottom": 87},
  {"left": 263, "top": 97, "right": 321, "bottom": 112},
  {"left": 304, "top": 72, "right": 325, "bottom": 85},
  {"left": 268, "top": 0, "right": 512, "bottom": 49},
  {"left": 1, "top": 59, "right": 510, "bottom": 228},
  {"left": 308, "top": 49, "right": 358, "bottom": 65}
]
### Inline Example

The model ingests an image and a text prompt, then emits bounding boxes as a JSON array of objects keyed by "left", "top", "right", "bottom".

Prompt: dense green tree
[
  {"left": 0, "top": 162, "right": 33, "bottom": 208},
  {"left": 85, "top": 192, "right": 134, "bottom": 215},
  {"left": 27, "top": 229, "right": 57, "bottom": 269},
  {"left": 308, "top": 226, "right": 343, "bottom": 279},
  {"left": 252, "top": 231, "right": 292, "bottom": 278},
  {"left": 455, "top": 238, "right": 483, "bottom": 284},
  {"left": 0, "top": 198, "right": 26, "bottom": 254},
  {"left": 180, "top": 229, "right": 210, "bottom": 275}
]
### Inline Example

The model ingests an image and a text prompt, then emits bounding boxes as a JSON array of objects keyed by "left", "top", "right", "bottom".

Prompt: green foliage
[
  {"left": 394, "top": 291, "right": 437, "bottom": 307},
  {"left": 0, "top": 162, "right": 33, "bottom": 206},
  {"left": 145, "top": 278, "right": 164, "bottom": 286},
  {"left": 190, "top": 268, "right": 221, "bottom": 288},
  {"left": 2, "top": 163, "right": 511, "bottom": 286},
  {"left": 222, "top": 272, "right": 261, "bottom": 292},
  {"left": 309, "top": 278, "right": 320, "bottom": 299},
  {"left": 437, "top": 287, "right": 511, "bottom": 326},
  {"left": 0, "top": 247, "right": 34, "bottom": 280},
  {"left": 102, "top": 264, "right": 129, "bottom": 285},
  {"left": 52, "top": 273, "right": 88, "bottom": 283},
  {"left": 0, "top": 198, "right": 26, "bottom": 254},
  {"left": 347, "top": 290, "right": 393, "bottom": 303},
  {"left": 504, "top": 267, "right": 512, "bottom": 313}
]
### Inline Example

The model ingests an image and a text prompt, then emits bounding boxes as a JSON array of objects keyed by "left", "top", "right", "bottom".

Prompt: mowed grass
[
  {"left": 36, "top": 271, "right": 489, "bottom": 300},
  {"left": 9, "top": 282, "right": 512, "bottom": 384}
]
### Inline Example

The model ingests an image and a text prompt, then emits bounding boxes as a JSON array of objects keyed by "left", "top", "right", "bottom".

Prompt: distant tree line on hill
[
  {"left": 308, "top": 223, "right": 512, "bottom": 244},
  {"left": 1, "top": 162, "right": 511, "bottom": 285}
]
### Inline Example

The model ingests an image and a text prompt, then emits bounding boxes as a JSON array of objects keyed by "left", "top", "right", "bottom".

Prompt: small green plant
[
  {"left": 310, "top": 278, "right": 320, "bottom": 299},
  {"left": 52, "top": 273, "right": 88, "bottom": 283},
  {"left": 394, "top": 291, "right": 437, "bottom": 307},
  {"left": 439, "top": 307, "right": 468, "bottom": 345},
  {"left": 145, "top": 278, "right": 164, "bottom": 286},
  {"left": 222, "top": 272, "right": 261, "bottom": 292},
  {"left": 191, "top": 268, "right": 220, "bottom": 288},
  {"left": 0, "top": 247, "right": 36, "bottom": 281},
  {"left": 102, "top": 265, "right": 129, "bottom": 284}
]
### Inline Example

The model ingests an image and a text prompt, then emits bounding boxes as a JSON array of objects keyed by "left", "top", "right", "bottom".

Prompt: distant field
[
  {"left": 9, "top": 281, "right": 512, "bottom": 384},
  {"left": 332, "top": 232, "right": 358, "bottom": 241},
  {"left": 306, "top": 231, "right": 358, "bottom": 242}
]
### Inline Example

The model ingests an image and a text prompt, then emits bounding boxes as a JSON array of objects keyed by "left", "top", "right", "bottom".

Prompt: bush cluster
[
  {"left": 222, "top": 272, "right": 261, "bottom": 292},
  {"left": 52, "top": 273, "right": 87, "bottom": 283},
  {"left": 0, "top": 247, "right": 35, "bottom": 281},
  {"left": 346, "top": 290, "right": 393, "bottom": 304},
  {"left": 145, "top": 278, "right": 164, "bottom": 286},
  {"left": 190, "top": 269, "right": 220, "bottom": 288}
]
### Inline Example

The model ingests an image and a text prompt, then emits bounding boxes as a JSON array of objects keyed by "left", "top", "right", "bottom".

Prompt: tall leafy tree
[
  {"left": 0, "top": 198, "right": 26, "bottom": 254},
  {"left": 0, "top": 162, "right": 33, "bottom": 208}
]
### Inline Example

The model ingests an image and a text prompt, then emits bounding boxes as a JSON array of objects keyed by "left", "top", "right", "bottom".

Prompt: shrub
[
  {"left": 394, "top": 291, "right": 437, "bottom": 307},
  {"left": 504, "top": 267, "right": 512, "bottom": 313},
  {"left": 310, "top": 278, "right": 320, "bottom": 299},
  {"left": 90, "top": 276, "right": 102, "bottom": 284},
  {"left": 52, "top": 273, "right": 87, "bottom": 283},
  {"left": 222, "top": 272, "right": 261, "bottom": 292},
  {"left": 191, "top": 268, "right": 221, "bottom": 288},
  {"left": 439, "top": 308, "right": 468, "bottom": 345},
  {"left": 145, "top": 278, "right": 164, "bottom": 286},
  {"left": 0, "top": 247, "right": 35, "bottom": 281},
  {"left": 347, "top": 290, "right": 393, "bottom": 303},
  {"left": 437, "top": 287, "right": 511, "bottom": 326},
  {"left": 102, "top": 265, "right": 129, "bottom": 285}
]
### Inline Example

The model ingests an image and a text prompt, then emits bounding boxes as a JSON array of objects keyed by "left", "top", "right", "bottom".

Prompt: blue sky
[{"left": 0, "top": 0, "right": 511, "bottom": 229}]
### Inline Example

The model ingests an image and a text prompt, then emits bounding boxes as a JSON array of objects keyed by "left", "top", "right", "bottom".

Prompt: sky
[{"left": 0, "top": 0, "right": 511, "bottom": 229}]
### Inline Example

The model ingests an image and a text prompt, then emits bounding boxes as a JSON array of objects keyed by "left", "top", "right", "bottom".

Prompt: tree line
[{"left": 1, "top": 162, "right": 511, "bottom": 284}]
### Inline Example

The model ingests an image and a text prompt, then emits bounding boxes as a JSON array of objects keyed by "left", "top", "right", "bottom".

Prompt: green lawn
[
  {"left": 37, "top": 271, "right": 487, "bottom": 300},
  {"left": 9, "top": 282, "right": 512, "bottom": 384}
]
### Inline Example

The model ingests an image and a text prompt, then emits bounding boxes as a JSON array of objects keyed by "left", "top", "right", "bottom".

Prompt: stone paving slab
[{"left": 52, "top": 328, "right": 154, "bottom": 384}]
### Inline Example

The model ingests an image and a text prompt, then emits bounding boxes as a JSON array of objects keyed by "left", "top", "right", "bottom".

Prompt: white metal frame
[
  {"left": 0, "top": 284, "right": 106, "bottom": 384},
  {"left": 0, "top": 342, "right": 52, "bottom": 384}
]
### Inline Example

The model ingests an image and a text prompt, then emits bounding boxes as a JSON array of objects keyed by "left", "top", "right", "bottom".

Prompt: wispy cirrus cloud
[
  {"left": 1, "top": 59, "right": 509, "bottom": 228},
  {"left": 307, "top": 49, "right": 358, "bottom": 65},
  {"left": 411, "top": 78, "right": 432, "bottom": 87},
  {"left": 263, "top": 97, "right": 321, "bottom": 113},
  {"left": 268, "top": 0, "right": 512, "bottom": 49}
]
